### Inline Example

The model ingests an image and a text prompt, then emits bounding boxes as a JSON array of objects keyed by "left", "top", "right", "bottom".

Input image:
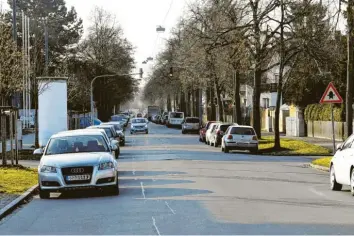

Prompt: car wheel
[
  {"left": 250, "top": 148, "right": 258, "bottom": 154},
  {"left": 130, "top": 131, "right": 133, "bottom": 135},
  {"left": 199, "top": 136, "right": 203, "bottom": 142},
  {"left": 182, "top": 130, "right": 186, "bottom": 134},
  {"left": 121, "top": 140, "right": 125, "bottom": 146},
  {"left": 330, "top": 165, "right": 342, "bottom": 191},
  {"left": 39, "top": 188, "right": 50, "bottom": 199},
  {"left": 351, "top": 168, "right": 354, "bottom": 196},
  {"left": 224, "top": 146, "right": 229, "bottom": 153},
  {"left": 108, "top": 175, "right": 120, "bottom": 195},
  {"left": 214, "top": 142, "right": 218, "bottom": 148},
  {"left": 146, "top": 130, "right": 149, "bottom": 134}
]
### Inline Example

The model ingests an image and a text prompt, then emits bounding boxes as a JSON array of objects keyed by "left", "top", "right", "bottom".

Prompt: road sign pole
[{"left": 331, "top": 103, "right": 336, "bottom": 155}]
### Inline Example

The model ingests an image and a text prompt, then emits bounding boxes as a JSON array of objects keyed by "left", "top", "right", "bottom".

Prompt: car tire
[
  {"left": 39, "top": 188, "right": 50, "bottom": 199},
  {"left": 214, "top": 142, "right": 218, "bottom": 148},
  {"left": 146, "top": 130, "right": 149, "bottom": 134},
  {"left": 224, "top": 146, "right": 229, "bottom": 153},
  {"left": 108, "top": 175, "right": 120, "bottom": 195},
  {"left": 199, "top": 136, "right": 203, "bottom": 142},
  {"left": 351, "top": 168, "right": 354, "bottom": 196},
  {"left": 182, "top": 130, "right": 186, "bottom": 134},
  {"left": 121, "top": 140, "right": 125, "bottom": 146},
  {"left": 330, "top": 165, "right": 342, "bottom": 191},
  {"left": 250, "top": 148, "right": 258, "bottom": 154}
]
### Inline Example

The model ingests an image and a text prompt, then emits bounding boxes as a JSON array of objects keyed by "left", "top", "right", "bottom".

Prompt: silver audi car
[{"left": 34, "top": 130, "right": 120, "bottom": 199}]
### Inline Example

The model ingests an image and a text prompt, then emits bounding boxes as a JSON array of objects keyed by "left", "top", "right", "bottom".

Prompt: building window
[
  {"left": 263, "top": 98, "right": 269, "bottom": 108},
  {"left": 274, "top": 74, "right": 279, "bottom": 83}
]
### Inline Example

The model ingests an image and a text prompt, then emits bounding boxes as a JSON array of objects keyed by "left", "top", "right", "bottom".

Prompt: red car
[{"left": 199, "top": 121, "right": 216, "bottom": 142}]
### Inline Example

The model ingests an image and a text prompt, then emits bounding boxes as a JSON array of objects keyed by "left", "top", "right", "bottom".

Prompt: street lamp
[{"left": 90, "top": 70, "right": 143, "bottom": 124}]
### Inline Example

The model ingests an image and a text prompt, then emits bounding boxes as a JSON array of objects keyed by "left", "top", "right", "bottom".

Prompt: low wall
[{"left": 307, "top": 120, "right": 345, "bottom": 141}]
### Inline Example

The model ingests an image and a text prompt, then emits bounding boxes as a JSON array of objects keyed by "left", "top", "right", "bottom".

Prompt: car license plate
[{"left": 66, "top": 175, "right": 91, "bottom": 181}]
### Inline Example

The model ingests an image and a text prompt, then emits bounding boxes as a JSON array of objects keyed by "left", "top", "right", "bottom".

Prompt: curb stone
[
  {"left": 310, "top": 163, "right": 330, "bottom": 172},
  {"left": 0, "top": 184, "right": 38, "bottom": 220}
]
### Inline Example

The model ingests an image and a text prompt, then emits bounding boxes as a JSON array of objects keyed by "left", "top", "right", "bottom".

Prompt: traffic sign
[{"left": 320, "top": 82, "right": 343, "bottom": 104}]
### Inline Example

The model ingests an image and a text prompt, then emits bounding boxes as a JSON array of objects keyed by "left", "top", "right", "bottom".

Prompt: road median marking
[
  {"left": 152, "top": 216, "right": 161, "bottom": 236},
  {"left": 140, "top": 182, "right": 146, "bottom": 199},
  {"left": 165, "top": 201, "right": 176, "bottom": 214}
]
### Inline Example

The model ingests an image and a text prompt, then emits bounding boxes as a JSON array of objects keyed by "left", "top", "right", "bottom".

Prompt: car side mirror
[
  {"left": 336, "top": 143, "right": 342, "bottom": 151},
  {"left": 33, "top": 148, "right": 44, "bottom": 155},
  {"left": 111, "top": 140, "right": 119, "bottom": 149}
]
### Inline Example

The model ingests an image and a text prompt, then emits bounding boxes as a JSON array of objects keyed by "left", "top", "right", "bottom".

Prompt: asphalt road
[{"left": 1, "top": 123, "right": 354, "bottom": 234}]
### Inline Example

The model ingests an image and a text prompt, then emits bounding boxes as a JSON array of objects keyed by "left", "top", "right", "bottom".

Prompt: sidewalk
[
  {"left": 0, "top": 133, "right": 35, "bottom": 153},
  {"left": 262, "top": 132, "right": 335, "bottom": 152}
]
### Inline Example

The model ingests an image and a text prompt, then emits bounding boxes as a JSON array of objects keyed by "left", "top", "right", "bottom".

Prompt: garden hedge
[{"left": 304, "top": 103, "right": 344, "bottom": 122}]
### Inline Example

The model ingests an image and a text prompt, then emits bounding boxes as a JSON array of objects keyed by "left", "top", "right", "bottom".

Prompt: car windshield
[
  {"left": 111, "top": 116, "right": 124, "bottom": 121},
  {"left": 133, "top": 119, "right": 146, "bottom": 123},
  {"left": 186, "top": 118, "right": 199, "bottom": 123},
  {"left": 220, "top": 125, "right": 231, "bottom": 132},
  {"left": 45, "top": 135, "right": 109, "bottom": 155},
  {"left": 170, "top": 112, "right": 184, "bottom": 118},
  {"left": 90, "top": 127, "right": 113, "bottom": 138},
  {"left": 230, "top": 127, "right": 255, "bottom": 135}
]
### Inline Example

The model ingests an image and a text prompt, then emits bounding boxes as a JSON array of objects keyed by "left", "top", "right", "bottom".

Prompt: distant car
[
  {"left": 205, "top": 123, "right": 218, "bottom": 145},
  {"left": 167, "top": 112, "right": 184, "bottom": 128},
  {"left": 137, "top": 113, "right": 142, "bottom": 118},
  {"left": 103, "top": 122, "right": 125, "bottom": 146},
  {"left": 221, "top": 125, "right": 258, "bottom": 154},
  {"left": 34, "top": 130, "right": 119, "bottom": 199},
  {"left": 199, "top": 121, "right": 216, "bottom": 142},
  {"left": 86, "top": 125, "right": 120, "bottom": 158},
  {"left": 130, "top": 118, "right": 149, "bottom": 134},
  {"left": 209, "top": 123, "right": 235, "bottom": 147},
  {"left": 182, "top": 117, "right": 200, "bottom": 134}
]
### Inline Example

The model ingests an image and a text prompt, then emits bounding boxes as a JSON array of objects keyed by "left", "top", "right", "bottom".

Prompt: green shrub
[{"left": 304, "top": 103, "right": 344, "bottom": 122}]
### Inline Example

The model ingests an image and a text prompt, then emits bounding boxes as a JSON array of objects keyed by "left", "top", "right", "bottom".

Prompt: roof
[
  {"left": 229, "top": 125, "right": 254, "bottom": 128},
  {"left": 52, "top": 129, "right": 105, "bottom": 138},
  {"left": 88, "top": 125, "right": 114, "bottom": 129},
  {"left": 185, "top": 117, "right": 199, "bottom": 119}
]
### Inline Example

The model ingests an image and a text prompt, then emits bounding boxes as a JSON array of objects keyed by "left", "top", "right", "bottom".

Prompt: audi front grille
[{"left": 61, "top": 166, "right": 94, "bottom": 185}]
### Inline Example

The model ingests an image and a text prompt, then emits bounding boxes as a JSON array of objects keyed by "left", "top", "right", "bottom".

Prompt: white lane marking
[
  {"left": 165, "top": 201, "right": 176, "bottom": 214},
  {"left": 309, "top": 187, "right": 327, "bottom": 198},
  {"left": 140, "top": 182, "right": 146, "bottom": 199},
  {"left": 133, "top": 169, "right": 135, "bottom": 175},
  {"left": 152, "top": 216, "right": 161, "bottom": 236}
]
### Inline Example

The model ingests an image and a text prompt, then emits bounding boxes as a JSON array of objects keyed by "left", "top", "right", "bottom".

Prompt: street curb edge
[
  {"left": 310, "top": 163, "right": 330, "bottom": 172},
  {"left": 0, "top": 184, "right": 38, "bottom": 220}
]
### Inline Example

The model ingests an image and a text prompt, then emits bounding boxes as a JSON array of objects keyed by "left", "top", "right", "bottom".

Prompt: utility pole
[
  {"left": 346, "top": 0, "right": 354, "bottom": 138},
  {"left": 44, "top": 19, "right": 49, "bottom": 74}
]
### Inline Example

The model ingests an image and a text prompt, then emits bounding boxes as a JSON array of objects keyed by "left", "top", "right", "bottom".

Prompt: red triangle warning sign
[{"left": 320, "top": 82, "right": 343, "bottom": 104}]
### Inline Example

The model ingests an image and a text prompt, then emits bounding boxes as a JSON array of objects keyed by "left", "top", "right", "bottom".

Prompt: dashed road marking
[
  {"left": 165, "top": 201, "right": 176, "bottom": 214},
  {"left": 140, "top": 182, "right": 146, "bottom": 199},
  {"left": 152, "top": 216, "right": 161, "bottom": 236}
]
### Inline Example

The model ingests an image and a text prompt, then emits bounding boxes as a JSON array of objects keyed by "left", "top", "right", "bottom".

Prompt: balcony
[{"left": 260, "top": 83, "right": 278, "bottom": 93}]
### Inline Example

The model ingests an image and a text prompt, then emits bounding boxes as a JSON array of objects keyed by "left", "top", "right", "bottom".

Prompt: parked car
[
  {"left": 130, "top": 118, "right": 149, "bottom": 134},
  {"left": 86, "top": 125, "right": 120, "bottom": 158},
  {"left": 103, "top": 122, "right": 125, "bottom": 146},
  {"left": 33, "top": 130, "right": 119, "bottom": 199},
  {"left": 221, "top": 125, "right": 258, "bottom": 154},
  {"left": 167, "top": 112, "right": 185, "bottom": 128},
  {"left": 205, "top": 123, "right": 218, "bottom": 145},
  {"left": 330, "top": 134, "right": 354, "bottom": 195},
  {"left": 137, "top": 113, "right": 143, "bottom": 118},
  {"left": 162, "top": 115, "right": 168, "bottom": 124},
  {"left": 182, "top": 117, "right": 200, "bottom": 134},
  {"left": 209, "top": 123, "right": 234, "bottom": 147},
  {"left": 199, "top": 121, "right": 216, "bottom": 142}
]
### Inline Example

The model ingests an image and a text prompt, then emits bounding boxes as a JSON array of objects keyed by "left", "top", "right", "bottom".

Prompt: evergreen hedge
[{"left": 304, "top": 104, "right": 345, "bottom": 122}]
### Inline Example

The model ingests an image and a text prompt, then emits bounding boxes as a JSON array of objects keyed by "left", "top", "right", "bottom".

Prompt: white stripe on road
[
  {"left": 165, "top": 201, "right": 176, "bottom": 214},
  {"left": 140, "top": 182, "right": 146, "bottom": 199},
  {"left": 152, "top": 216, "right": 161, "bottom": 236},
  {"left": 309, "top": 187, "right": 327, "bottom": 198}
]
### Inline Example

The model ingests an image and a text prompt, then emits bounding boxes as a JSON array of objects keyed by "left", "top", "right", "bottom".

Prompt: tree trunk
[
  {"left": 346, "top": 0, "right": 354, "bottom": 138},
  {"left": 253, "top": 68, "right": 262, "bottom": 139},
  {"left": 187, "top": 92, "right": 191, "bottom": 116},
  {"left": 195, "top": 89, "right": 200, "bottom": 118},
  {"left": 274, "top": 0, "right": 285, "bottom": 150},
  {"left": 179, "top": 91, "right": 185, "bottom": 114},
  {"left": 1, "top": 113, "right": 6, "bottom": 166},
  {"left": 167, "top": 94, "right": 172, "bottom": 111},
  {"left": 234, "top": 70, "right": 242, "bottom": 124},
  {"left": 215, "top": 80, "right": 224, "bottom": 122}
]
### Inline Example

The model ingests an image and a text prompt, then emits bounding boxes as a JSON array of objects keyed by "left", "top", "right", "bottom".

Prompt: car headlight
[
  {"left": 145, "top": 124, "right": 148, "bottom": 128},
  {"left": 98, "top": 161, "right": 114, "bottom": 170},
  {"left": 40, "top": 165, "right": 57, "bottom": 173}
]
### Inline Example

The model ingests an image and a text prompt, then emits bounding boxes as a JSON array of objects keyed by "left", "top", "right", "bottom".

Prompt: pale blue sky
[{"left": 1, "top": 0, "right": 189, "bottom": 79}]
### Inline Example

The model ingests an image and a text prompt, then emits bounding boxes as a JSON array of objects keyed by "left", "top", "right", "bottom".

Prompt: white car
[
  {"left": 221, "top": 125, "right": 258, "bottom": 153},
  {"left": 205, "top": 123, "right": 218, "bottom": 145},
  {"left": 130, "top": 118, "right": 149, "bottom": 134},
  {"left": 34, "top": 130, "right": 119, "bottom": 199},
  {"left": 330, "top": 134, "right": 354, "bottom": 195}
]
